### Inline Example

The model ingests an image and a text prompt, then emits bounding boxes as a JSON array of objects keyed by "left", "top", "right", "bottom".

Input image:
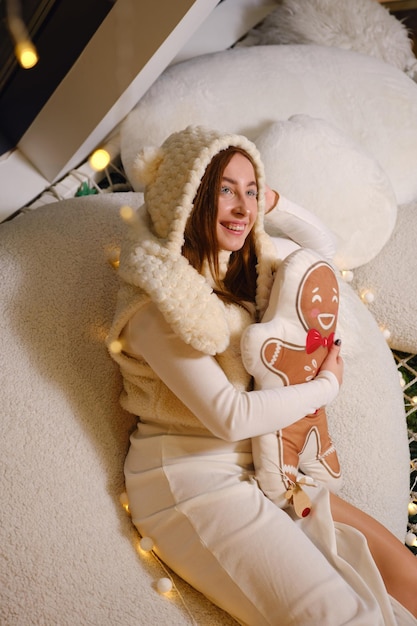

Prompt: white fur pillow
[
  {"left": 256, "top": 115, "right": 397, "bottom": 270},
  {"left": 351, "top": 199, "right": 417, "bottom": 353},
  {"left": 121, "top": 45, "right": 417, "bottom": 218},
  {"left": 238, "top": 0, "right": 417, "bottom": 78}
]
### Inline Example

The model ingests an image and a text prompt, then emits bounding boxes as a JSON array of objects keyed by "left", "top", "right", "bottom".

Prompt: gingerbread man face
[
  {"left": 240, "top": 249, "right": 340, "bottom": 389},
  {"left": 297, "top": 262, "right": 339, "bottom": 339}
]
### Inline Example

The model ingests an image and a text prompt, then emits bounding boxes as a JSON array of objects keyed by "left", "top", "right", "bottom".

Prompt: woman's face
[{"left": 216, "top": 152, "right": 258, "bottom": 252}]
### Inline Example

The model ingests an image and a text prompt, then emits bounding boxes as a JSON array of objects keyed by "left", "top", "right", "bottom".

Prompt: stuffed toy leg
[{"left": 241, "top": 248, "right": 342, "bottom": 517}]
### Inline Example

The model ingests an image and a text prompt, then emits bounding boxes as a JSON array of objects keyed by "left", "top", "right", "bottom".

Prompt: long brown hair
[{"left": 182, "top": 147, "right": 258, "bottom": 307}]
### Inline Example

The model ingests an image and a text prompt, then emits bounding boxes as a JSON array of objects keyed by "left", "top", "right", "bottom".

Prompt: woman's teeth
[{"left": 225, "top": 223, "right": 245, "bottom": 232}]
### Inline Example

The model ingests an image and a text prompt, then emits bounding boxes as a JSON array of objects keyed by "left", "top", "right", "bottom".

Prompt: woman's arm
[
  {"left": 122, "top": 302, "right": 340, "bottom": 442},
  {"left": 264, "top": 189, "right": 337, "bottom": 262}
]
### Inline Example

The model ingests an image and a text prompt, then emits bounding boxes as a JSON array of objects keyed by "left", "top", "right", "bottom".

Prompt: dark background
[
  {"left": 0, "top": 0, "right": 416, "bottom": 156},
  {"left": 0, "top": 0, "right": 114, "bottom": 154}
]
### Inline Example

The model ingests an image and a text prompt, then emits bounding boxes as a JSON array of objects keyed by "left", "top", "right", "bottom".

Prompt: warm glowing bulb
[
  {"left": 15, "top": 40, "right": 38, "bottom": 68},
  {"left": 341, "top": 270, "right": 354, "bottom": 283},
  {"left": 360, "top": 289, "right": 375, "bottom": 304},
  {"left": 411, "top": 396, "right": 417, "bottom": 406},
  {"left": 107, "top": 248, "right": 120, "bottom": 269},
  {"left": 139, "top": 536, "right": 154, "bottom": 552},
  {"left": 156, "top": 577, "right": 173, "bottom": 594},
  {"left": 89, "top": 148, "right": 111, "bottom": 171},
  {"left": 120, "top": 205, "right": 135, "bottom": 222},
  {"left": 408, "top": 501, "right": 417, "bottom": 516},
  {"left": 405, "top": 531, "right": 417, "bottom": 547},
  {"left": 109, "top": 340, "right": 123, "bottom": 354},
  {"left": 119, "top": 492, "right": 129, "bottom": 513},
  {"left": 379, "top": 325, "right": 391, "bottom": 340}
]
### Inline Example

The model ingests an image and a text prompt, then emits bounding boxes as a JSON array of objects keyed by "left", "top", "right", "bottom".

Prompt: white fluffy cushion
[
  {"left": 255, "top": 115, "right": 397, "bottom": 270},
  {"left": 122, "top": 45, "right": 417, "bottom": 221},
  {"left": 0, "top": 194, "right": 236, "bottom": 626},
  {"left": 0, "top": 195, "right": 409, "bottom": 626},
  {"left": 351, "top": 199, "right": 417, "bottom": 353},
  {"left": 239, "top": 0, "right": 417, "bottom": 78}
]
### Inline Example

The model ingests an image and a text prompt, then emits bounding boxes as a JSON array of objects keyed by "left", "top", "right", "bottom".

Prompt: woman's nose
[{"left": 233, "top": 195, "right": 250, "bottom": 216}]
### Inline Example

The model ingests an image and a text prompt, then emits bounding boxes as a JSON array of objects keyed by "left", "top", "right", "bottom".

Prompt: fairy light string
[{"left": 119, "top": 492, "right": 198, "bottom": 624}]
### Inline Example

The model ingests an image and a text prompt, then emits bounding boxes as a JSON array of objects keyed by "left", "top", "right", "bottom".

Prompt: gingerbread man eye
[{"left": 312, "top": 294, "right": 322, "bottom": 303}]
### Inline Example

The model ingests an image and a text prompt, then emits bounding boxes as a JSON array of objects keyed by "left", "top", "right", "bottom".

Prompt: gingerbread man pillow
[{"left": 241, "top": 247, "right": 342, "bottom": 517}]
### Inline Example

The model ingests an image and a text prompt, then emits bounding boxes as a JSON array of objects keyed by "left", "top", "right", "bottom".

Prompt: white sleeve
[
  {"left": 265, "top": 195, "right": 337, "bottom": 262},
  {"left": 122, "top": 302, "right": 339, "bottom": 442}
]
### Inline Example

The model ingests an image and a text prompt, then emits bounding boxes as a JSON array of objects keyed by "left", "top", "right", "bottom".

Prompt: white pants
[{"left": 124, "top": 423, "right": 411, "bottom": 626}]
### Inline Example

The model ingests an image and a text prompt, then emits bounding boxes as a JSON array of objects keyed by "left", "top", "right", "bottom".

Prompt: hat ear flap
[{"left": 131, "top": 146, "right": 165, "bottom": 190}]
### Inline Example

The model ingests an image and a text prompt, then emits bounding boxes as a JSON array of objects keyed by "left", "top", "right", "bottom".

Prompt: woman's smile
[{"left": 221, "top": 221, "right": 247, "bottom": 233}]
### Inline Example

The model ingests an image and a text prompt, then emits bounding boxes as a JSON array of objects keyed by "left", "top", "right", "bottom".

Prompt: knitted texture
[
  {"left": 132, "top": 125, "right": 267, "bottom": 242},
  {"left": 114, "top": 126, "right": 278, "bottom": 355}
]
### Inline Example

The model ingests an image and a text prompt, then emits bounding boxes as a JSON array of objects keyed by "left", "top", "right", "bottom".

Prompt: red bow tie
[{"left": 306, "top": 329, "right": 335, "bottom": 354}]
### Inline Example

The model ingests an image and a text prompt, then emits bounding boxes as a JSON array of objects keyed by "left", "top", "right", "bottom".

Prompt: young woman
[{"left": 108, "top": 126, "right": 417, "bottom": 625}]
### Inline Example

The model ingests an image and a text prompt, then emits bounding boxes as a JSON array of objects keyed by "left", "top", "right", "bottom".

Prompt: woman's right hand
[
  {"left": 264, "top": 186, "right": 279, "bottom": 214},
  {"left": 320, "top": 342, "right": 344, "bottom": 387}
]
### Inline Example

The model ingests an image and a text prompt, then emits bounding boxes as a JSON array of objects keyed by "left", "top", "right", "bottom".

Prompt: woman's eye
[
  {"left": 247, "top": 189, "right": 258, "bottom": 198},
  {"left": 220, "top": 186, "right": 233, "bottom": 195}
]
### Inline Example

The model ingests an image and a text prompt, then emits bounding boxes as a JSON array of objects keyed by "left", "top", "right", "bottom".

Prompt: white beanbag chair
[{"left": 0, "top": 194, "right": 409, "bottom": 623}]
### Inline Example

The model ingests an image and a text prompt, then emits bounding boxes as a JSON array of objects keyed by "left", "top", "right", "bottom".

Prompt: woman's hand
[
  {"left": 320, "top": 341, "right": 344, "bottom": 387},
  {"left": 265, "top": 186, "right": 279, "bottom": 214}
]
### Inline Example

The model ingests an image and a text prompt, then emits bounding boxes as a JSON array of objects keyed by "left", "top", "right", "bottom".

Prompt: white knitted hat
[
  {"left": 117, "top": 125, "right": 278, "bottom": 355},
  {"left": 132, "top": 125, "right": 267, "bottom": 244}
]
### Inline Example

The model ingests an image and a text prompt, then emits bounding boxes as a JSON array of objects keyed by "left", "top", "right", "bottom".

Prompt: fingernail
[{"left": 334, "top": 338, "right": 342, "bottom": 346}]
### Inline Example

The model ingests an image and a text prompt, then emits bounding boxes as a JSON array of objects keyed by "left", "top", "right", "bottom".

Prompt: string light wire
[{"left": 149, "top": 549, "right": 198, "bottom": 625}]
